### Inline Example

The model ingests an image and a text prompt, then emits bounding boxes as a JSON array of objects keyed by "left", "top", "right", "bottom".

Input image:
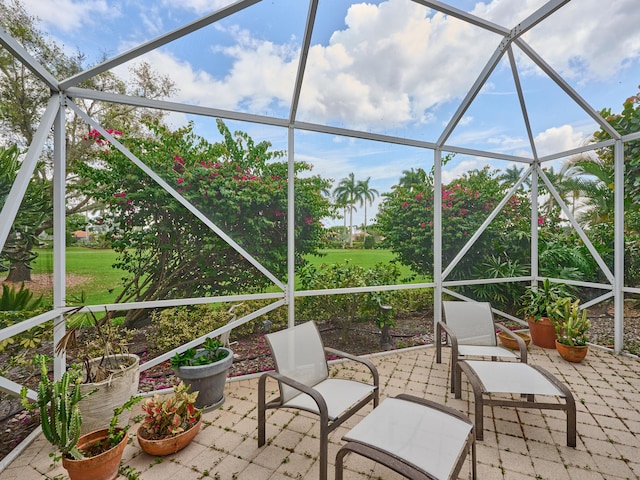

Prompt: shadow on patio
[{"left": 2, "top": 344, "right": 639, "bottom": 480}]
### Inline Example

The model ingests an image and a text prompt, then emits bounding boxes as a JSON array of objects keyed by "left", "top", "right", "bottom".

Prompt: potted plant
[
  {"left": 171, "top": 337, "right": 233, "bottom": 410},
  {"left": 519, "top": 279, "right": 569, "bottom": 348},
  {"left": 20, "top": 355, "right": 141, "bottom": 480},
  {"left": 136, "top": 381, "right": 203, "bottom": 455},
  {"left": 549, "top": 297, "right": 591, "bottom": 362},
  {"left": 56, "top": 307, "right": 140, "bottom": 434}
]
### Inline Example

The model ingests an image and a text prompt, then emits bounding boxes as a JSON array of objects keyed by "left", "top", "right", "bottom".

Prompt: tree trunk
[
  {"left": 5, "top": 262, "right": 32, "bottom": 282},
  {"left": 348, "top": 204, "right": 354, "bottom": 248}
]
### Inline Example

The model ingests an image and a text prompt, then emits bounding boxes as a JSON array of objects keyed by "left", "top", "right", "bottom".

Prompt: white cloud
[
  {"left": 473, "top": 0, "right": 640, "bottom": 82},
  {"left": 20, "top": 0, "right": 116, "bottom": 33},
  {"left": 161, "top": 0, "right": 235, "bottom": 16},
  {"left": 533, "top": 124, "right": 586, "bottom": 157},
  {"left": 298, "top": 0, "right": 496, "bottom": 128}
]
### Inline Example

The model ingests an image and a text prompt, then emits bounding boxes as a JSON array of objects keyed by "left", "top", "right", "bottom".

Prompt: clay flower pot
[
  {"left": 137, "top": 415, "right": 202, "bottom": 456},
  {"left": 555, "top": 340, "right": 588, "bottom": 363},
  {"left": 498, "top": 331, "right": 531, "bottom": 350},
  {"left": 62, "top": 428, "right": 127, "bottom": 480},
  {"left": 527, "top": 316, "right": 557, "bottom": 349}
]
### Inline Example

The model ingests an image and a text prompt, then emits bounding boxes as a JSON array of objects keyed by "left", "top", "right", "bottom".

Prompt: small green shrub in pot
[
  {"left": 519, "top": 278, "right": 570, "bottom": 322},
  {"left": 170, "top": 337, "right": 230, "bottom": 368}
]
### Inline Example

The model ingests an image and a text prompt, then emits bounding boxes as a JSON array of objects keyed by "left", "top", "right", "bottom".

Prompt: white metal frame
[{"left": 0, "top": 0, "right": 638, "bottom": 404}]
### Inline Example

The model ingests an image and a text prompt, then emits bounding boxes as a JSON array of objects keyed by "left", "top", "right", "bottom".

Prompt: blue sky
[{"left": 18, "top": 0, "right": 640, "bottom": 227}]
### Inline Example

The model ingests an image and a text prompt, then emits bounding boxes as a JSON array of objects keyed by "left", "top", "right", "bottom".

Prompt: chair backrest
[
  {"left": 442, "top": 301, "right": 497, "bottom": 346},
  {"left": 265, "top": 321, "right": 329, "bottom": 402}
]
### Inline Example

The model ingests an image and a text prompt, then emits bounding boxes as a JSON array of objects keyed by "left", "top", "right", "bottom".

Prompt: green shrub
[
  {"left": 0, "top": 283, "right": 43, "bottom": 311},
  {"left": 363, "top": 235, "right": 376, "bottom": 249},
  {"left": 296, "top": 261, "right": 402, "bottom": 327},
  {"left": 389, "top": 288, "right": 434, "bottom": 315},
  {"left": 149, "top": 300, "right": 288, "bottom": 352},
  {"left": 0, "top": 307, "right": 49, "bottom": 353}
]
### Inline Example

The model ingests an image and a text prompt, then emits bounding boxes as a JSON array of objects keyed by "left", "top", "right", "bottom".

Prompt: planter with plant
[
  {"left": 136, "top": 381, "right": 202, "bottom": 455},
  {"left": 20, "top": 355, "right": 141, "bottom": 480},
  {"left": 171, "top": 337, "right": 233, "bottom": 410},
  {"left": 548, "top": 297, "right": 591, "bottom": 362},
  {"left": 519, "top": 278, "right": 569, "bottom": 348},
  {"left": 56, "top": 307, "right": 140, "bottom": 434}
]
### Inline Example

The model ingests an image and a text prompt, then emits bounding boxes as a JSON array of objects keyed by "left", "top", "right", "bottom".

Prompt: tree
[
  {"left": 498, "top": 165, "right": 527, "bottom": 189},
  {"left": 0, "top": 0, "right": 176, "bottom": 281},
  {"left": 79, "top": 120, "right": 332, "bottom": 327},
  {"left": 355, "top": 177, "right": 378, "bottom": 239},
  {"left": 377, "top": 166, "right": 531, "bottom": 280},
  {"left": 0, "top": 145, "right": 50, "bottom": 280},
  {"left": 333, "top": 173, "right": 359, "bottom": 247},
  {"left": 398, "top": 168, "right": 428, "bottom": 191}
]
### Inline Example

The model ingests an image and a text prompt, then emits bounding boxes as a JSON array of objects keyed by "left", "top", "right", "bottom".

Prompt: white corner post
[
  {"left": 613, "top": 140, "right": 624, "bottom": 353},
  {"left": 287, "top": 126, "right": 295, "bottom": 327},
  {"left": 530, "top": 163, "right": 539, "bottom": 287},
  {"left": 433, "top": 148, "right": 443, "bottom": 330},
  {"left": 52, "top": 95, "right": 67, "bottom": 379}
]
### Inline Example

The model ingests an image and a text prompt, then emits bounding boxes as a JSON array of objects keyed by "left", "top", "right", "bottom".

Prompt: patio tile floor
[{"left": 1, "top": 344, "right": 639, "bottom": 479}]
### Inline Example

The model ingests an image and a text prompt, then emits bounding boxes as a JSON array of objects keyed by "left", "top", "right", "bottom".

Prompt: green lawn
[
  {"left": 304, "top": 249, "right": 427, "bottom": 282},
  {"left": 28, "top": 247, "right": 425, "bottom": 306},
  {"left": 32, "top": 247, "right": 124, "bottom": 305}
]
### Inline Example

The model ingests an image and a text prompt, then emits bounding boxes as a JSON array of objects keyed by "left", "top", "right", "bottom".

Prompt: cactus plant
[
  {"left": 548, "top": 298, "right": 591, "bottom": 347},
  {"left": 20, "top": 355, "right": 94, "bottom": 459}
]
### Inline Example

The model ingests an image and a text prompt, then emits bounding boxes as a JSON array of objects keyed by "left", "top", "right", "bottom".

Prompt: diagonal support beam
[
  {"left": 0, "top": 26, "right": 59, "bottom": 90},
  {"left": 515, "top": 38, "right": 620, "bottom": 140},
  {"left": 538, "top": 166, "right": 614, "bottom": 283},
  {"left": 66, "top": 99, "right": 285, "bottom": 291},
  {"left": 436, "top": 0, "right": 572, "bottom": 147},
  {"left": 59, "top": 0, "right": 262, "bottom": 89},
  {"left": 443, "top": 165, "right": 533, "bottom": 279},
  {"left": 0, "top": 95, "right": 60, "bottom": 251},
  {"left": 289, "top": 0, "right": 318, "bottom": 123},
  {"left": 508, "top": 47, "right": 539, "bottom": 160}
]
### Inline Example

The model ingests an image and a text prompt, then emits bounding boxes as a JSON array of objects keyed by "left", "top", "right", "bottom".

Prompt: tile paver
[{"left": 1, "top": 345, "right": 640, "bottom": 479}]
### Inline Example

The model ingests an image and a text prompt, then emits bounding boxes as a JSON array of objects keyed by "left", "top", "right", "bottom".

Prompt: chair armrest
[
  {"left": 495, "top": 323, "right": 528, "bottom": 363},
  {"left": 436, "top": 321, "right": 459, "bottom": 363},
  {"left": 324, "top": 347, "right": 379, "bottom": 387},
  {"left": 259, "top": 371, "right": 329, "bottom": 415}
]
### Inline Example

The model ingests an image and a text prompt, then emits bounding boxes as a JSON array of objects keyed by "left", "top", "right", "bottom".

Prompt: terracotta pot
[
  {"left": 556, "top": 340, "right": 588, "bottom": 363},
  {"left": 498, "top": 331, "right": 531, "bottom": 350},
  {"left": 137, "top": 415, "right": 202, "bottom": 456},
  {"left": 62, "top": 428, "right": 127, "bottom": 480},
  {"left": 527, "top": 316, "right": 557, "bottom": 349}
]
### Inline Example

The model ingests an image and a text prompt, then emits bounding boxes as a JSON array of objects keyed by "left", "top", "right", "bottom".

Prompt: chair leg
[
  {"left": 258, "top": 375, "right": 266, "bottom": 447},
  {"left": 335, "top": 446, "right": 347, "bottom": 480},
  {"left": 319, "top": 422, "right": 328, "bottom": 480},
  {"left": 450, "top": 356, "right": 457, "bottom": 393},
  {"left": 471, "top": 436, "right": 477, "bottom": 479}
]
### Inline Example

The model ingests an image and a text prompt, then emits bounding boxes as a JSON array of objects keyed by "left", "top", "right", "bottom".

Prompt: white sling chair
[
  {"left": 258, "top": 321, "right": 379, "bottom": 480},
  {"left": 436, "top": 301, "right": 528, "bottom": 394}
]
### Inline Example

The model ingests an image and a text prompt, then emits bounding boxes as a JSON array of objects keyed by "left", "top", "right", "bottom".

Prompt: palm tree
[
  {"left": 356, "top": 177, "right": 378, "bottom": 239},
  {"left": 333, "top": 173, "right": 358, "bottom": 247},
  {"left": 398, "top": 168, "right": 427, "bottom": 191},
  {"left": 561, "top": 155, "right": 622, "bottom": 224},
  {"left": 498, "top": 165, "right": 529, "bottom": 189}
]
